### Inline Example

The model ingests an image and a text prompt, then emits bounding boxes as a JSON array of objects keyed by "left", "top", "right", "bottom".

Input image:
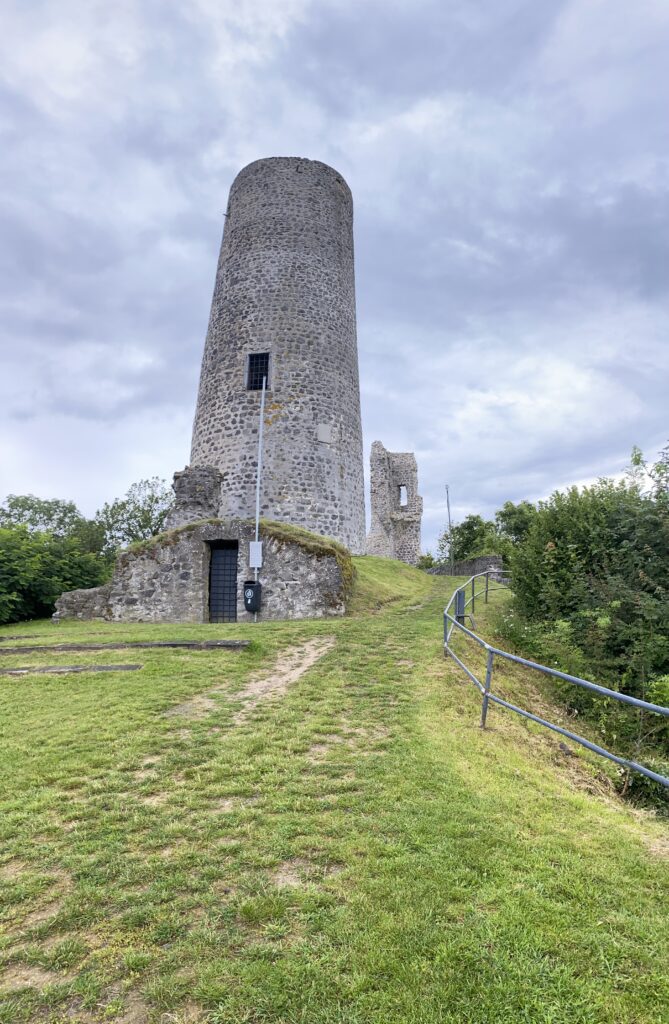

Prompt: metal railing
[{"left": 444, "top": 571, "right": 669, "bottom": 789}]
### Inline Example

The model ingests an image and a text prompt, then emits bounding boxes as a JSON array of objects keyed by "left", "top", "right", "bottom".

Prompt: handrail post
[
  {"left": 455, "top": 588, "right": 465, "bottom": 625},
  {"left": 471, "top": 575, "right": 475, "bottom": 614},
  {"left": 480, "top": 649, "right": 494, "bottom": 728},
  {"left": 485, "top": 571, "right": 489, "bottom": 604}
]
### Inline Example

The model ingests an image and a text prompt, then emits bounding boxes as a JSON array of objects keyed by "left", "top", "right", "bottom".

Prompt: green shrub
[
  {"left": 495, "top": 461, "right": 669, "bottom": 808},
  {"left": 0, "top": 526, "right": 110, "bottom": 624}
]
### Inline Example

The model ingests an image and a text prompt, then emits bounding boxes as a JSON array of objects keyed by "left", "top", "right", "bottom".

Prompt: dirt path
[
  {"left": 232, "top": 636, "right": 336, "bottom": 723},
  {"left": 164, "top": 636, "right": 336, "bottom": 722}
]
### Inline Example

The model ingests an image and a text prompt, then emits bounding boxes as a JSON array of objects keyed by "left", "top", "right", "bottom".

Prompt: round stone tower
[{"left": 190, "top": 157, "right": 366, "bottom": 553}]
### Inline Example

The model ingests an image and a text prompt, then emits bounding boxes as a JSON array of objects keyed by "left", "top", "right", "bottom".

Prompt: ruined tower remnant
[
  {"left": 189, "top": 157, "right": 366, "bottom": 554},
  {"left": 366, "top": 441, "right": 423, "bottom": 565}
]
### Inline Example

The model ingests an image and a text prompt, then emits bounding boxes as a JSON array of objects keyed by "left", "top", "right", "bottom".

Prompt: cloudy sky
[{"left": 1, "top": 0, "right": 668, "bottom": 551}]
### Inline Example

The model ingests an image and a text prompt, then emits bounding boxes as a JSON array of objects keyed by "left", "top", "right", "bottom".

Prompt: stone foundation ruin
[{"left": 55, "top": 520, "right": 352, "bottom": 623}]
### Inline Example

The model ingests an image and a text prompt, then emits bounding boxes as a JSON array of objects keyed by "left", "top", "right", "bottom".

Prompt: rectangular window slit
[{"left": 247, "top": 353, "right": 270, "bottom": 390}]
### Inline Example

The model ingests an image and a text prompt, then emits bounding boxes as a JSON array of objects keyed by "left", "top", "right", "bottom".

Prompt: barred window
[{"left": 247, "top": 353, "right": 270, "bottom": 390}]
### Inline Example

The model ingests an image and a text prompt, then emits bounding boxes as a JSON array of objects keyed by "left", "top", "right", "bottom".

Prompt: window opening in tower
[{"left": 247, "top": 353, "right": 270, "bottom": 390}]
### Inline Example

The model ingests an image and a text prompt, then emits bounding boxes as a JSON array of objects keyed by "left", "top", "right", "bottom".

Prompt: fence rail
[{"left": 444, "top": 571, "right": 669, "bottom": 789}]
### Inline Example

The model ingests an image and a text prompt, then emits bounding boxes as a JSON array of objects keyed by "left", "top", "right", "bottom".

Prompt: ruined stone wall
[
  {"left": 189, "top": 157, "right": 366, "bottom": 553},
  {"left": 366, "top": 441, "right": 422, "bottom": 565},
  {"left": 54, "top": 520, "right": 350, "bottom": 623},
  {"left": 54, "top": 582, "right": 112, "bottom": 620},
  {"left": 163, "top": 466, "right": 223, "bottom": 530}
]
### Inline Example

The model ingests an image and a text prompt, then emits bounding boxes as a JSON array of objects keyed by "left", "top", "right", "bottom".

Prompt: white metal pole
[
  {"left": 253, "top": 377, "right": 267, "bottom": 621},
  {"left": 255, "top": 377, "right": 266, "bottom": 547}
]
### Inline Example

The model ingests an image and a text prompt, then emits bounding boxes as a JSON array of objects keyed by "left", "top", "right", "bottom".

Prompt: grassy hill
[{"left": 0, "top": 558, "right": 667, "bottom": 1023}]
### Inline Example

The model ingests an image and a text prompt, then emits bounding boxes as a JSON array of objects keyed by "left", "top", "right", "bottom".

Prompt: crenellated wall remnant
[
  {"left": 366, "top": 441, "right": 423, "bottom": 565},
  {"left": 163, "top": 466, "right": 223, "bottom": 530}
]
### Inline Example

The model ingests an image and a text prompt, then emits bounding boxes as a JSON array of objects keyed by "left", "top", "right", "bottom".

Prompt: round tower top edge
[{"left": 229, "top": 156, "right": 352, "bottom": 204}]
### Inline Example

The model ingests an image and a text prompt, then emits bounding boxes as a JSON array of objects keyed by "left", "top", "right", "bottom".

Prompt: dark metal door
[{"left": 209, "top": 543, "right": 238, "bottom": 622}]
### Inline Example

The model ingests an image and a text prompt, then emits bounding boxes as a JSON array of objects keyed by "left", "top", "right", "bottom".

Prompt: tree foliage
[
  {"left": 495, "top": 500, "right": 537, "bottom": 545},
  {"left": 503, "top": 452, "right": 669, "bottom": 802},
  {"left": 0, "top": 527, "right": 109, "bottom": 624},
  {"left": 0, "top": 494, "right": 85, "bottom": 536},
  {"left": 436, "top": 503, "right": 536, "bottom": 565},
  {"left": 0, "top": 494, "right": 106, "bottom": 554},
  {"left": 95, "top": 478, "right": 173, "bottom": 555},
  {"left": 0, "top": 477, "right": 174, "bottom": 623},
  {"left": 433, "top": 451, "right": 669, "bottom": 802},
  {"left": 511, "top": 477, "right": 669, "bottom": 692}
]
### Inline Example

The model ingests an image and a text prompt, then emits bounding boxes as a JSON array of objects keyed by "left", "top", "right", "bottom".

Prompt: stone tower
[
  {"left": 189, "top": 157, "right": 366, "bottom": 554},
  {"left": 366, "top": 441, "right": 423, "bottom": 565}
]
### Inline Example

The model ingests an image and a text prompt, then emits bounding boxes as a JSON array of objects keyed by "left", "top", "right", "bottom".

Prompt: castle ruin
[
  {"left": 55, "top": 157, "right": 422, "bottom": 624},
  {"left": 187, "top": 157, "right": 366, "bottom": 554},
  {"left": 366, "top": 441, "right": 423, "bottom": 565}
]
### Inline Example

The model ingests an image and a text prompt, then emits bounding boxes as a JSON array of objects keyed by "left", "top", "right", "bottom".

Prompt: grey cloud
[
  {"left": 273, "top": 0, "right": 568, "bottom": 111},
  {"left": 1, "top": 0, "right": 668, "bottom": 552}
]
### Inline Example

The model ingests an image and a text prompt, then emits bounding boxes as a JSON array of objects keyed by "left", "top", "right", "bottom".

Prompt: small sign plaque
[{"left": 249, "top": 541, "right": 263, "bottom": 568}]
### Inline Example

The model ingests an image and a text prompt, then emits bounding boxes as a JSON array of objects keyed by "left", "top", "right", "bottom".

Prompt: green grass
[{"left": 0, "top": 559, "right": 667, "bottom": 1023}]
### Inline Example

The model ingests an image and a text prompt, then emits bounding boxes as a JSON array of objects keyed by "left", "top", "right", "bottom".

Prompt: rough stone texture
[
  {"left": 54, "top": 520, "right": 349, "bottom": 623},
  {"left": 427, "top": 555, "right": 503, "bottom": 577},
  {"left": 52, "top": 583, "right": 112, "bottom": 620},
  {"left": 163, "top": 466, "right": 223, "bottom": 530},
  {"left": 189, "top": 157, "right": 366, "bottom": 554},
  {"left": 366, "top": 441, "right": 423, "bottom": 565}
]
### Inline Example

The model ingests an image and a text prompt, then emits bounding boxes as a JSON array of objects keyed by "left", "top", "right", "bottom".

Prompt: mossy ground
[{"left": 0, "top": 559, "right": 667, "bottom": 1023}]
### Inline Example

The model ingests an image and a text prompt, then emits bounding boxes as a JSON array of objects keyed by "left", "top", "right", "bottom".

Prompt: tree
[
  {"left": 629, "top": 443, "right": 669, "bottom": 502},
  {"left": 0, "top": 494, "right": 106, "bottom": 556},
  {"left": 417, "top": 551, "right": 437, "bottom": 570},
  {"left": 0, "top": 526, "right": 109, "bottom": 624},
  {"left": 0, "top": 495, "right": 85, "bottom": 536},
  {"left": 437, "top": 514, "right": 498, "bottom": 563},
  {"left": 0, "top": 478, "right": 173, "bottom": 620},
  {"left": 434, "top": 499, "right": 538, "bottom": 567},
  {"left": 510, "top": 476, "right": 669, "bottom": 692},
  {"left": 495, "top": 500, "right": 537, "bottom": 545},
  {"left": 95, "top": 478, "right": 173, "bottom": 554}
]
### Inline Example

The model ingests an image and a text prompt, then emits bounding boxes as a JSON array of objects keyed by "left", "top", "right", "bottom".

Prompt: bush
[
  {"left": 496, "top": 462, "right": 669, "bottom": 808},
  {"left": 0, "top": 526, "right": 110, "bottom": 624},
  {"left": 511, "top": 479, "right": 669, "bottom": 699}
]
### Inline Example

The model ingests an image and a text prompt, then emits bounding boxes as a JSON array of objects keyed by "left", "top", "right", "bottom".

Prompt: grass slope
[{"left": 0, "top": 560, "right": 667, "bottom": 1023}]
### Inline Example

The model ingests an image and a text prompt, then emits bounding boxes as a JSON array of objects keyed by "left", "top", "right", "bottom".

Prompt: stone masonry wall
[
  {"left": 54, "top": 520, "right": 349, "bottom": 623},
  {"left": 366, "top": 441, "right": 422, "bottom": 565},
  {"left": 163, "top": 466, "right": 222, "bottom": 530},
  {"left": 189, "top": 157, "right": 366, "bottom": 554}
]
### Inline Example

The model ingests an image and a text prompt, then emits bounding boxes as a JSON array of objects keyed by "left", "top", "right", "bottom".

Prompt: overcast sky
[{"left": 1, "top": 0, "right": 668, "bottom": 551}]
